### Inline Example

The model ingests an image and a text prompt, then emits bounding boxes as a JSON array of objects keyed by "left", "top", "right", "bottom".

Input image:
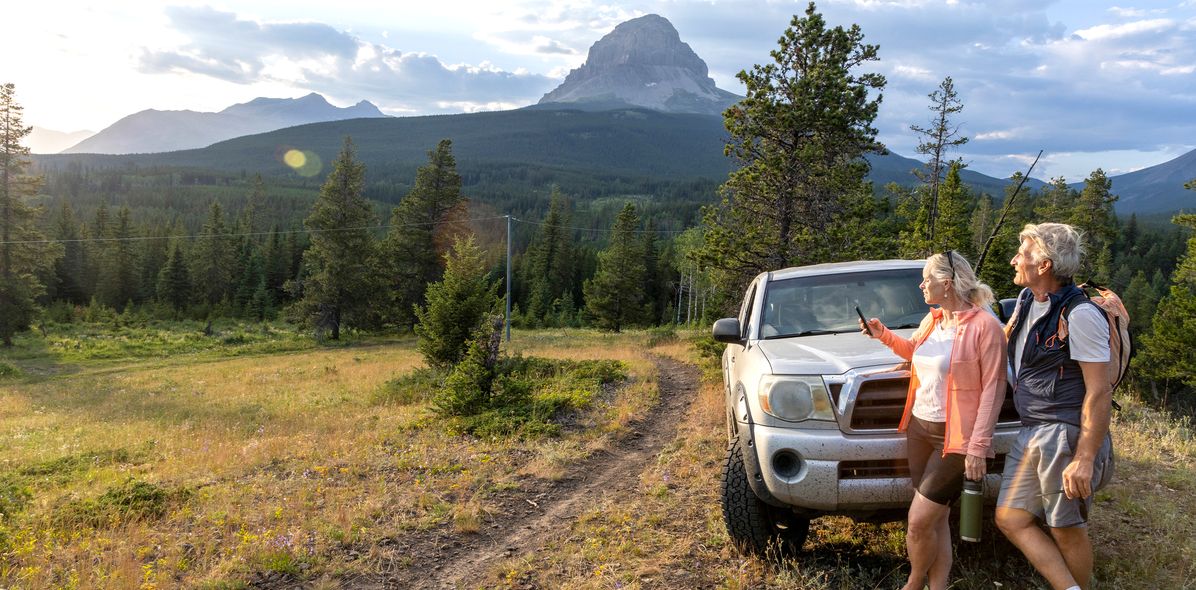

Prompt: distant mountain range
[
  {"left": 62, "top": 93, "right": 387, "bottom": 154},
  {"left": 28, "top": 127, "right": 94, "bottom": 154}
]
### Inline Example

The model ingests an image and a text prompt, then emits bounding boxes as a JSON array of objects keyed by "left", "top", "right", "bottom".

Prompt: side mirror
[
  {"left": 995, "top": 298, "right": 1017, "bottom": 323},
  {"left": 712, "top": 318, "right": 744, "bottom": 344}
]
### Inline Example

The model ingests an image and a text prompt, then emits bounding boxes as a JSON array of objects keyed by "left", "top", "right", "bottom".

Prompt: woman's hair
[
  {"left": 1019, "top": 223, "right": 1084, "bottom": 282},
  {"left": 926, "top": 251, "right": 995, "bottom": 310}
]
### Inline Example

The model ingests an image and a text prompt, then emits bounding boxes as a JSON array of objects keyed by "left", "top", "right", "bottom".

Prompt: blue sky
[{"left": 9, "top": 1, "right": 1196, "bottom": 180}]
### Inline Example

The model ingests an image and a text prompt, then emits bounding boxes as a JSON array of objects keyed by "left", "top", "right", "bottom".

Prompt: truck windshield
[{"left": 759, "top": 268, "right": 926, "bottom": 339}]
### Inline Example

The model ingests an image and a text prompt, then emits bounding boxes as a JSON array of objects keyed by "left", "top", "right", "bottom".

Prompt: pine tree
[
  {"left": 1033, "top": 177, "right": 1074, "bottom": 223},
  {"left": 935, "top": 161, "right": 973, "bottom": 253},
  {"left": 97, "top": 206, "right": 139, "bottom": 310},
  {"left": 1069, "top": 169, "right": 1118, "bottom": 281},
  {"left": 522, "top": 187, "right": 575, "bottom": 326},
  {"left": 911, "top": 76, "right": 969, "bottom": 245},
  {"left": 190, "top": 201, "right": 234, "bottom": 305},
  {"left": 51, "top": 202, "right": 88, "bottom": 304},
  {"left": 263, "top": 226, "right": 290, "bottom": 303},
  {"left": 968, "top": 194, "right": 994, "bottom": 260},
  {"left": 0, "top": 83, "right": 58, "bottom": 345},
  {"left": 414, "top": 236, "right": 500, "bottom": 370},
  {"left": 295, "top": 137, "right": 377, "bottom": 339},
  {"left": 584, "top": 203, "right": 647, "bottom": 332},
  {"left": 380, "top": 139, "right": 466, "bottom": 330},
  {"left": 697, "top": 3, "right": 885, "bottom": 300},
  {"left": 157, "top": 241, "right": 191, "bottom": 313}
]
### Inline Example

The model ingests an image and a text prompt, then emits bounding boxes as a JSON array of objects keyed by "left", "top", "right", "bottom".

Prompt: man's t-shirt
[{"left": 1013, "top": 297, "right": 1111, "bottom": 377}]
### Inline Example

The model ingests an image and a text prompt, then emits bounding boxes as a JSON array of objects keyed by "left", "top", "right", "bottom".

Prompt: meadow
[{"left": 0, "top": 322, "right": 1193, "bottom": 589}]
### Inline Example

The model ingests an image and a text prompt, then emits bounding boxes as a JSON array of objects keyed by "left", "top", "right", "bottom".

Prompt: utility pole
[{"left": 505, "top": 214, "right": 512, "bottom": 342}]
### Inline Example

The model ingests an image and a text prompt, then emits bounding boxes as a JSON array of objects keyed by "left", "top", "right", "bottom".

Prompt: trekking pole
[{"left": 974, "top": 150, "right": 1043, "bottom": 276}]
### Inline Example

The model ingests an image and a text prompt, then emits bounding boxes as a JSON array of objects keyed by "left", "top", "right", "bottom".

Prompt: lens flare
[
  {"left": 280, "top": 148, "right": 322, "bottom": 177},
  {"left": 283, "top": 149, "right": 306, "bottom": 169}
]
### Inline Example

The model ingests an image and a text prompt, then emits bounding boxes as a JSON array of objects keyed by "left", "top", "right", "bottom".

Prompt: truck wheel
[{"left": 721, "top": 437, "right": 810, "bottom": 556}]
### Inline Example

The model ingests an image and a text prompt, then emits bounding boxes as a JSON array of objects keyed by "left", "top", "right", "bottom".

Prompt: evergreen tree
[
  {"left": 584, "top": 203, "right": 647, "bottom": 332},
  {"left": 86, "top": 201, "right": 111, "bottom": 301},
  {"left": 380, "top": 139, "right": 466, "bottom": 330},
  {"left": 97, "top": 206, "right": 139, "bottom": 310},
  {"left": 910, "top": 76, "right": 969, "bottom": 245},
  {"left": 295, "top": 137, "right": 377, "bottom": 339},
  {"left": 697, "top": 3, "right": 885, "bottom": 300},
  {"left": 1120, "top": 270, "right": 1157, "bottom": 335},
  {"left": 935, "top": 161, "right": 973, "bottom": 254},
  {"left": 263, "top": 226, "right": 290, "bottom": 303},
  {"left": 190, "top": 201, "right": 234, "bottom": 305},
  {"left": 414, "top": 236, "right": 500, "bottom": 370},
  {"left": 1069, "top": 169, "right": 1118, "bottom": 281},
  {"left": 51, "top": 202, "right": 88, "bottom": 304},
  {"left": 968, "top": 193, "right": 994, "bottom": 260},
  {"left": 138, "top": 221, "right": 170, "bottom": 303},
  {"left": 1136, "top": 210, "right": 1196, "bottom": 392},
  {"left": 1033, "top": 177, "right": 1074, "bottom": 223},
  {"left": 156, "top": 240, "right": 191, "bottom": 313},
  {"left": 522, "top": 187, "right": 575, "bottom": 326},
  {"left": 0, "top": 83, "right": 58, "bottom": 345}
]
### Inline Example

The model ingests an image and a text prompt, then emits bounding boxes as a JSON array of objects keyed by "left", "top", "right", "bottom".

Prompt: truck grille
[
  {"left": 839, "top": 454, "right": 1008, "bottom": 480},
  {"left": 849, "top": 378, "right": 907, "bottom": 430},
  {"left": 847, "top": 380, "right": 1021, "bottom": 431}
]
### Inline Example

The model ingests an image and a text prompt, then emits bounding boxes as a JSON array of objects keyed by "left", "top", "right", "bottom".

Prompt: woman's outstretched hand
[{"left": 859, "top": 317, "right": 883, "bottom": 339}]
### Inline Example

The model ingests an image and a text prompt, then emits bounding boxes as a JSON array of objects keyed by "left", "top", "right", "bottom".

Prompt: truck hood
[{"left": 756, "top": 329, "right": 916, "bottom": 376}]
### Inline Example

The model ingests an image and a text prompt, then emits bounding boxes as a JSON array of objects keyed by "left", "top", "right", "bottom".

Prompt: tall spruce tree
[
  {"left": 1070, "top": 169, "right": 1118, "bottom": 281},
  {"left": 935, "top": 161, "right": 973, "bottom": 254},
  {"left": 157, "top": 240, "right": 191, "bottom": 314},
  {"left": 51, "top": 202, "right": 88, "bottom": 304},
  {"left": 523, "top": 187, "right": 575, "bottom": 326},
  {"left": 697, "top": 3, "right": 885, "bottom": 300},
  {"left": 190, "top": 201, "right": 234, "bottom": 305},
  {"left": 380, "top": 139, "right": 466, "bottom": 330},
  {"left": 910, "top": 76, "right": 968, "bottom": 245},
  {"left": 296, "top": 137, "right": 377, "bottom": 339},
  {"left": 0, "top": 83, "right": 58, "bottom": 345},
  {"left": 97, "top": 206, "right": 139, "bottom": 310},
  {"left": 584, "top": 203, "right": 647, "bottom": 332}
]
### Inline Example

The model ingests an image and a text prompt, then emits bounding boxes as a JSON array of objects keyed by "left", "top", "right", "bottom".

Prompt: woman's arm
[{"left": 867, "top": 313, "right": 931, "bottom": 361}]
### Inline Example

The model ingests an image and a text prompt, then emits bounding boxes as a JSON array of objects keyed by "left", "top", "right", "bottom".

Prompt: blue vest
[{"left": 1007, "top": 285, "right": 1092, "bottom": 427}]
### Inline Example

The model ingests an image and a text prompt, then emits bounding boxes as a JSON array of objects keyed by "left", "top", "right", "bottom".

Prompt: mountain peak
[{"left": 538, "top": 14, "right": 740, "bottom": 115}]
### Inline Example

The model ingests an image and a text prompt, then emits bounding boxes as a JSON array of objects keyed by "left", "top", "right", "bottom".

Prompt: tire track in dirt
[{"left": 371, "top": 354, "right": 699, "bottom": 590}]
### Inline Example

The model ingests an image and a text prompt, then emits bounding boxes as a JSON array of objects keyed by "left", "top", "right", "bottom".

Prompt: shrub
[
  {"left": 372, "top": 367, "right": 446, "bottom": 405},
  {"left": 414, "top": 237, "right": 501, "bottom": 369},
  {"left": 0, "top": 362, "right": 21, "bottom": 379},
  {"left": 0, "top": 474, "right": 32, "bottom": 518},
  {"left": 58, "top": 478, "right": 188, "bottom": 528}
]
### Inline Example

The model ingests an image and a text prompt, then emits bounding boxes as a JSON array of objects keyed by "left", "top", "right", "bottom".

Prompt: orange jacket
[{"left": 878, "top": 305, "right": 1008, "bottom": 458}]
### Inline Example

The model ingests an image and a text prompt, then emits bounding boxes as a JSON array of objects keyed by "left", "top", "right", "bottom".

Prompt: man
[{"left": 995, "top": 223, "right": 1114, "bottom": 590}]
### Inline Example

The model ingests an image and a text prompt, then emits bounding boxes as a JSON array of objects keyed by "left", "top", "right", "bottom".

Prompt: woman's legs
[{"left": 903, "top": 492, "right": 952, "bottom": 590}]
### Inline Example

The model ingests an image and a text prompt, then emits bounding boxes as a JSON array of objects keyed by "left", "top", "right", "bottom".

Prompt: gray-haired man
[{"left": 995, "top": 223, "right": 1114, "bottom": 590}]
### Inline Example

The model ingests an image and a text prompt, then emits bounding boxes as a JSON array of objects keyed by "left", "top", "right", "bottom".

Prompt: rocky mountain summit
[
  {"left": 538, "top": 14, "right": 740, "bottom": 115},
  {"left": 64, "top": 93, "right": 387, "bottom": 154}
]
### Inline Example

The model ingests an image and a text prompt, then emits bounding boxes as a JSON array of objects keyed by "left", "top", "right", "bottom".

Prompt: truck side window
[{"left": 739, "top": 283, "right": 757, "bottom": 340}]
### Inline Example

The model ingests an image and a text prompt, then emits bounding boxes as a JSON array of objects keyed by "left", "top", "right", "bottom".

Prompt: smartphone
[{"left": 855, "top": 305, "right": 871, "bottom": 336}]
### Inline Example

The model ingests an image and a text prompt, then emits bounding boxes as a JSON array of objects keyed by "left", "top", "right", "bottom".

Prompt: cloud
[{"left": 138, "top": 6, "right": 557, "bottom": 114}]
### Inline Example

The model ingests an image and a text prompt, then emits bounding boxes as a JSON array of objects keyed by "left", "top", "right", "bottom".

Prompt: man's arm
[{"left": 1062, "top": 361, "right": 1111, "bottom": 500}]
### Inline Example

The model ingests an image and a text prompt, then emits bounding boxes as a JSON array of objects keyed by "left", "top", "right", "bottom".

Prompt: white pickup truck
[{"left": 713, "top": 260, "right": 1020, "bottom": 554}]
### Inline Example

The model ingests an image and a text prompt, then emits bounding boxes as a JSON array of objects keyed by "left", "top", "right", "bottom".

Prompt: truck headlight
[{"left": 757, "top": 375, "right": 835, "bottom": 422}]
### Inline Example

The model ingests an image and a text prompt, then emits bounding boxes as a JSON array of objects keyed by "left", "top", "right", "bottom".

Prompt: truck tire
[{"left": 721, "top": 436, "right": 809, "bottom": 556}]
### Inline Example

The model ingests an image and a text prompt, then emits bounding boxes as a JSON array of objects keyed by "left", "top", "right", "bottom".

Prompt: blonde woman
[{"left": 859, "top": 251, "right": 1007, "bottom": 590}]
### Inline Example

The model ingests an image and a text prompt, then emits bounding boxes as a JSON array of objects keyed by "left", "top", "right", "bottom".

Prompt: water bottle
[{"left": 960, "top": 478, "right": 983, "bottom": 542}]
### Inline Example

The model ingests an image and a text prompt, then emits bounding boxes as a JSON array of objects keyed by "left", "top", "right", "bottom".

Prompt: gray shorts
[{"left": 997, "top": 422, "right": 1114, "bottom": 528}]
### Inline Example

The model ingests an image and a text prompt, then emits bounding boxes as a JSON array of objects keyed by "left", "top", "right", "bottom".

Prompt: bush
[
  {"left": 0, "top": 362, "right": 21, "bottom": 379},
  {"left": 436, "top": 334, "right": 495, "bottom": 417},
  {"left": 58, "top": 478, "right": 188, "bottom": 528},
  {"left": 0, "top": 474, "right": 32, "bottom": 518},
  {"left": 645, "top": 325, "right": 678, "bottom": 347},
  {"left": 414, "top": 237, "right": 501, "bottom": 369}
]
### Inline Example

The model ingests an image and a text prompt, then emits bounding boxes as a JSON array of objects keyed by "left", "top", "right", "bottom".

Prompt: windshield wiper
[
  {"left": 763, "top": 329, "right": 846, "bottom": 339},
  {"left": 886, "top": 323, "right": 921, "bottom": 330}
]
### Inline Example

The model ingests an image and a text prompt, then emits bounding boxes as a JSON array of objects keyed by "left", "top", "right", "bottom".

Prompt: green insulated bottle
[{"left": 960, "top": 478, "right": 983, "bottom": 542}]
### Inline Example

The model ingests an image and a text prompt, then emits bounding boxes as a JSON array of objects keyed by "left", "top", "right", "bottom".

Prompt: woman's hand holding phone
[{"left": 856, "top": 306, "right": 881, "bottom": 339}]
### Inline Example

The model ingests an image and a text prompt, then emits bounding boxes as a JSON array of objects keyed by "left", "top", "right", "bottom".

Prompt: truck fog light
[{"left": 772, "top": 450, "right": 803, "bottom": 479}]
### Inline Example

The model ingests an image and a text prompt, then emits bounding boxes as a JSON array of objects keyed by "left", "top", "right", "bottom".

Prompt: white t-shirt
[
  {"left": 1013, "top": 295, "right": 1111, "bottom": 376},
  {"left": 912, "top": 323, "right": 955, "bottom": 422}
]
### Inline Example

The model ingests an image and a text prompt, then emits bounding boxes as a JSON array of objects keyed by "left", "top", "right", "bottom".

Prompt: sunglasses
[{"left": 942, "top": 250, "right": 956, "bottom": 280}]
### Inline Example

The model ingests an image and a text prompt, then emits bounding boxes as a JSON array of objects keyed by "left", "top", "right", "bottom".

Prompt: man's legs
[
  {"left": 1050, "top": 526, "right": 1093, "bottom": 590},
  {"left": 995, "top": 507, "right": 1081, "bottom": 590}
]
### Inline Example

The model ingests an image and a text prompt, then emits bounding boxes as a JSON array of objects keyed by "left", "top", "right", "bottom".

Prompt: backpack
[{"left": 1058, "top": 282, "right": 1135, "bottom": 397}]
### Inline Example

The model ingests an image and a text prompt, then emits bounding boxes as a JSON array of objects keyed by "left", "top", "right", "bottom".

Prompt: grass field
[{"left": 1, "top": 323, "right": 1193, "bottom": 589}]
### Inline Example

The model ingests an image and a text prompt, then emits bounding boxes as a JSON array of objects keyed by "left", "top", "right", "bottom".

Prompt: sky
[{"left": 7, "top": 0, "right": 1196, "bottom": 181}]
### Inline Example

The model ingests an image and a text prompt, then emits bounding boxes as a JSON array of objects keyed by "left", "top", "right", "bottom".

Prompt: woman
[{"left": 860, "top": 252, "right": 1007, "bottom": 590}]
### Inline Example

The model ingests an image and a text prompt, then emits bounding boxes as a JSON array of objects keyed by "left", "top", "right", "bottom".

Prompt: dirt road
[{"left": 366, "top": 355, "right": 700, "bottom": 590}]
